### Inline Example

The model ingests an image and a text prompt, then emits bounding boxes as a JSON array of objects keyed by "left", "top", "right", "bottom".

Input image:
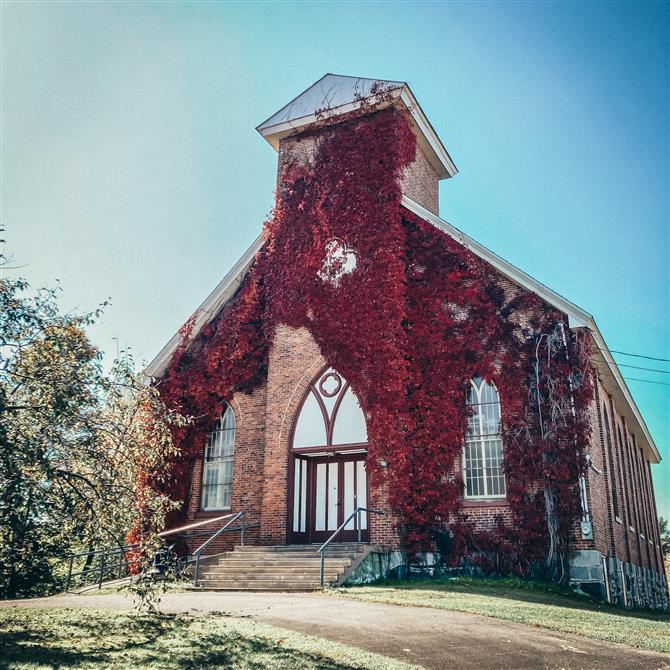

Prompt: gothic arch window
[
  {"left": 292, "top": 367, "right": 367, "bottom": 450},
  {"left": 202, "top": 404, "right": 236, "bottom": 510},
  {"left": 463, "top": 376, "right": 506, "bottom": 499}
]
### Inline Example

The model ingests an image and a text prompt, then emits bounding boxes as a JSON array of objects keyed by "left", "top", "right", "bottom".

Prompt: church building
[{"left": 145, "top": 75, "right": 667, "bottom": 609}]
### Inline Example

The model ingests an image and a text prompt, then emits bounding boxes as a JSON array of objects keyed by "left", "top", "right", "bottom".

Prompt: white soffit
[
  {"left": 144, "top": 201, "right": 659, "bottom": 462},
  {"left": 402, "top": 196, "right": 660, "bottom": 463},
  {"left": 256, "top": 74, "right": 458, "bottom": 180},
  {"left": 402, "top": 196, "right": 592, "bottom": 328},
  {"left": 144, "top": 234, "right": 264, "bottom": 379}
]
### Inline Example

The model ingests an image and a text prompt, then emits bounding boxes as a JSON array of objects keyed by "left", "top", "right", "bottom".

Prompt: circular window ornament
[
  {"left": 317, "top": 238, "right": 357, "bottom": 286},
  {"left": 319, "top": 372, "right": 342, "bottom": 397}
]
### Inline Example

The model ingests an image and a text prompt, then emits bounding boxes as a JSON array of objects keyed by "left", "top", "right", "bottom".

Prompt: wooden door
[{"left": 309, "top": 455, "right": 368, "bottom": 543}]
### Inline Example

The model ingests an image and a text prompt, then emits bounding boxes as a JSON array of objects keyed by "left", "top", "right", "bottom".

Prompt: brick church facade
[{"left": 146, "top": 75, "right": 668, "bottom": 609}]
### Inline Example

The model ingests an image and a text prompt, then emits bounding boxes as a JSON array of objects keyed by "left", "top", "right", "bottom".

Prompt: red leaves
[{"left": 147, "top": 107, "right": 593, "bottom": 572}]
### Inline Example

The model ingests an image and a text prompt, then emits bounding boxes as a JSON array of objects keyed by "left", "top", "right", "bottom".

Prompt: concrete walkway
[{"left": 2, "top": 591, "right": 668, "bottom": 670}]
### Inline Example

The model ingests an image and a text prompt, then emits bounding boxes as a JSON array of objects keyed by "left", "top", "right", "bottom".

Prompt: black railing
[
  {"left": 61, "top": 511, "right": 254, "bottom": 592},
  {"left": 63, "top": 544, "right": 143, "bottom": 592},
  {"left": 317, "top": 506, "right": 385, "bottom": 586}
]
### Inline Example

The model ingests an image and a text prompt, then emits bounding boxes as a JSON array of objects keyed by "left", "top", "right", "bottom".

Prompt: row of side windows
[
  {"left": 201, "top": 376, "right": 506, "bottom": 510},
  {"left": 602, "top": 399, "right": 657, "bottom": 546}
]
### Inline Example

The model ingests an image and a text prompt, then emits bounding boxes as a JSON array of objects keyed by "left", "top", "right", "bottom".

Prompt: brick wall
[
  {"left": 277, "top": 123, "right": 440, "bottom": 215},
  {"left": 400, "top": 144, "right": 439, "bottom": 214},
  {"left": 259, "top": 324, "right": 325, "bottom": 544},
  {"left": 584, "top": 377, "right": 664, "bottom": 575},
  {"left": 175, "top": 111, "right": 663, "bottom": 584}
]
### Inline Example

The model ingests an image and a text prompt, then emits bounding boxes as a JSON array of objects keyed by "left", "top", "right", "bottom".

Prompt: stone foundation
[{"left": 344, "top": 547, "right": 670, "bottom": 612}]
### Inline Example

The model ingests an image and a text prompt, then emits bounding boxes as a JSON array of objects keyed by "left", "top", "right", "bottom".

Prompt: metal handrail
[
  {"left": 158, "top": 512, "right": 241, "bottom": 538},
  {"left": 317, "top": 506, "right": 385, "bottom": 587},
  {"left": 63, "top": 543, "right": 142, "bottom": 591},
  {"left": 192, "top": 511, "right": 246, "bottom": 584}
]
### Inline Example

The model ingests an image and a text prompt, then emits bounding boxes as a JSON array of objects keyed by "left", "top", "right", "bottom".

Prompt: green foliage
[
  {"left": 0, "top": 275, "right": 185, "bottom": 600},
  {"left": 659, "top": 517, "right": 670, "bottom": 557}
]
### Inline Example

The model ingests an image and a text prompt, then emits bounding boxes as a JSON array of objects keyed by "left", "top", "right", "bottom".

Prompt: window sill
[
  {"left": 195, "top": 509, "right": 232, "bottom": 517},
  {"left": 461, "top": 497, "right": 508, "bottom": 508}
]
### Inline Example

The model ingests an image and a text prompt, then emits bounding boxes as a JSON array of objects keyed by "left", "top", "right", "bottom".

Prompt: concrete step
[
  {"left": 209, "top": 558, "right": 351, "bottom": 568},
  {"left": 194, "top": 544, "right": 368, "bottom": 591},
  {"left": 202, "top": 583, "right": 323, "bottom": 591},
  {"left": 232, "top": 545, "right": 364, "bottom": 553},
  {"left": 201, "top": 571, "right": 338, "bottom": 581},
  {"left": 203, "top": 566, "right": 347, "bottom": 575},
  {"left": 222, "top": 551, "right": 358, "bottom": 560},
  {"left": 201, "top": 571, "right": 340, "bottom": 581}
]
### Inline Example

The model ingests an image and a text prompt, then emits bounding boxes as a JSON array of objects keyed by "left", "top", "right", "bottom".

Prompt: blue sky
[{"left": 3, "top": 2, "right": 668, "bottom": 517}]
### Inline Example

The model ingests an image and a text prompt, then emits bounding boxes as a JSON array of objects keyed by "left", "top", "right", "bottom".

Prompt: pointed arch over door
[
  {"left": 293, "top": 367, "right": 367, "bottom": 451},
  {"left": 289, "top": 367, "right": 369, "bottom": 544}
]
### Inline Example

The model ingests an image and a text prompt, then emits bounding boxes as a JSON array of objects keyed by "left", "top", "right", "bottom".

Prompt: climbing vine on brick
[{"left": 153, "top": 107, "right": 592, "bottom": 578}]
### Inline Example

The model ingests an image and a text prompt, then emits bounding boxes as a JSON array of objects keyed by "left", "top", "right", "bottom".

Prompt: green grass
[
  {"left": 80, "top": 578, "right": 195, "bottom": 596},
  {"left": 0, "top": 608, "right": 420, "bottom": 670},
  {"left": 336, "top": 576, "right": 670, "bottom": 654}
]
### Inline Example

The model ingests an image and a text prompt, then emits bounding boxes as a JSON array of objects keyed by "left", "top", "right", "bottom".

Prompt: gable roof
[
  {"left": 145, "top": 196, "right": 660, "bottom": 463},
  {"left": 256, "top": 74, "right": 458, "bottom": 180}
]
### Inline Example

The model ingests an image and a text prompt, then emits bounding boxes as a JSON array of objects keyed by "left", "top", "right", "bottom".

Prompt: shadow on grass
[
  {"left": 354, "top": 577, "right": 670, "bottom": 622},
  {"left": 0, "top": 610, "right": 366, "bottom": 670}
]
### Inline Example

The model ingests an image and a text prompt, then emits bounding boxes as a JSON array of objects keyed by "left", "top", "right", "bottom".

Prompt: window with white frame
[
  {"left": 463, "top": 376, "right": 506, "bottom": 499},
  {"left": 202, "top": 405, "right": 236, "bottom": 510}
]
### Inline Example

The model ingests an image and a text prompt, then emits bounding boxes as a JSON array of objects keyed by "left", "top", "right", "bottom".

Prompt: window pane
[
  {"left": 464, "top": 439, "right": 485, "bottom": 497},
  {"left": 294, "top": 391, "right": 328, "bottom": 448},
  {"left": 464, "top": 378, "right": 505, "bottom": 498},
  {"left": 332, "top": 387, "right": 367, "bottom": 445},
  {"left": 202, "top": 405, "right": 236, "bottom": 510}
]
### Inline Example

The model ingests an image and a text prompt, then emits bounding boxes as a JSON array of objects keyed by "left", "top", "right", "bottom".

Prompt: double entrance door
[{"left": 290, "top": 453, "right": 368, "bottom": 544}]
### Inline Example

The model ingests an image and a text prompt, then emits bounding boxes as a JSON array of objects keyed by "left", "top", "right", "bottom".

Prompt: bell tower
[{"left": 255, "top": 74, "right": 457, "bottom": 216}]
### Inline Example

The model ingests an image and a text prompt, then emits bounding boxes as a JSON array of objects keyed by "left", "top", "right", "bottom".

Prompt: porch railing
[
  {"left": 63, "top": 543, "right": 143, "bottom": 592},
  {"left": 61, "top": 511, "right": 254, "bottom": 591},
  {"left": 317, "top": 506, "right": 385, "bottom": 587},
  {"left": 187, "top": 511, "right": 247, "bottom": 585}
]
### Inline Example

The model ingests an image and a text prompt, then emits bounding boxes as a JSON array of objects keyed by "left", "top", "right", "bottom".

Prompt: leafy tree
[
  {"left": 659, "top": 517, "right": 670, "bottom": 557},
  {"left": 659, "top": 517, "right": 670, "bottom": 580},
  {"left": 0, "top": 274, "right": 185, "bottom": 599}
]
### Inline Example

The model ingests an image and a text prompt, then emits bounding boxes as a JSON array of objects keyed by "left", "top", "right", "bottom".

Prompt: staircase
[{"left": 195, "top": 544, "right": 368, "bottom": 591}]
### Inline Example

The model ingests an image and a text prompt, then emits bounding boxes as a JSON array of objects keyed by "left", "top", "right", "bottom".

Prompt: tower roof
[{"left": 256, "top": 74, "right": 458, "bottom": 179}]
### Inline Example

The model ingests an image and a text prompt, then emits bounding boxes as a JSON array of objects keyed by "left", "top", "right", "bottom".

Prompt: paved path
[{"left": 2, "top": 591, "right": 668, "bottom": 670}]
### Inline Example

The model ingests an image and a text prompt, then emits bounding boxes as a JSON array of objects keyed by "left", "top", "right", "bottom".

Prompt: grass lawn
[
  {"left": 0, "top": 608, "right": 420, "bottom": 670},
  {"left": 337, "top": 577, "right": 670, "bottom": 654}
]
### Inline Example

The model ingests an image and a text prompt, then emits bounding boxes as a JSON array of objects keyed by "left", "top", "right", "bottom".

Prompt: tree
[
  {"left": 659, "top": 517, "right": 670, "bottom": 580},
  {"left": 0, "top": 275, "right": 185, "bottom": 599}
]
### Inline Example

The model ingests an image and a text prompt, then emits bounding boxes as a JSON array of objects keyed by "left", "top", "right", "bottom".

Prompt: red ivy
[{"left": 150, "top": 107, "right": 592, "bottom": 575}]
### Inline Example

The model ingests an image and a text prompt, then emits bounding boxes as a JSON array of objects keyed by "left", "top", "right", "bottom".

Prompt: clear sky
[{"left": 3, "top": 1, "right": 668, "bottom": 517}]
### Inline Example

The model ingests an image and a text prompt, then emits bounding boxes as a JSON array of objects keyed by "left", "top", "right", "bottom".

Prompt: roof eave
[
  {"left": 144, "top": 234, "right": 265, "bottom": 380},
  {"left": 583, "top": 322, "right": 661, "bottom": 463},
  {"left": 401, "top": 196, "right": 660, "bottom": 463},
  {"left": 256, "top": 85, "right": 458, "bottom": 180}
]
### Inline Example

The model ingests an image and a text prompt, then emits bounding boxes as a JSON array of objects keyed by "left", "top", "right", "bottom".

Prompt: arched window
[
  {"left": 463, "top": 376, "right": 506, "bottom": 499},
  {"left": 202, "top": 404, "right": 236, "bottom": 511},
  {"left": 292, "top": 367, "right": 367, "bottom": 450}
]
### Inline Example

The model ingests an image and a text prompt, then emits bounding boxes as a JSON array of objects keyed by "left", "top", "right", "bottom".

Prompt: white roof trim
[
  {"left": 401, "top": 196, "right": 592, "bottom": 328},
  {"left": 144, "top": 234, "right": 264, "bottom": 379},
  {"left": 587, "top": 326, "right": 660, "bottom": 462},
  {"left": 145, "top": 197, "right": 659, "bottom": 462},
  {"left": 402, "top": 195, "right": 660, "bottom": 462},
  {"left": 256, "top": 75, "right": 457, "bottom": 180}
]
